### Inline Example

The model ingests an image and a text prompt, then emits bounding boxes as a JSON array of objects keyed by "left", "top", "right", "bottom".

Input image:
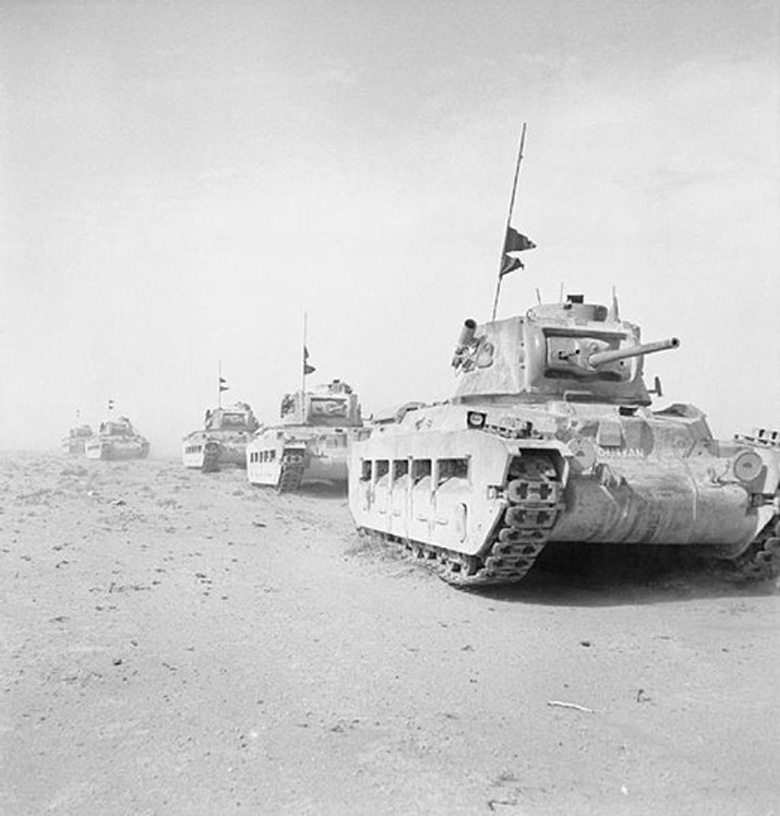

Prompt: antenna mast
[
  {"left": 301, "top": 313, "right": 308, "bottom": 395},
  {"left": 491, "top": 123, "right": 527, "bottom": 320}
]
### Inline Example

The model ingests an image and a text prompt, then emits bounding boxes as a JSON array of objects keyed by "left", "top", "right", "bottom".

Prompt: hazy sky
[{"left": 1, "top": 0, "right": 778, "bottom": 454}]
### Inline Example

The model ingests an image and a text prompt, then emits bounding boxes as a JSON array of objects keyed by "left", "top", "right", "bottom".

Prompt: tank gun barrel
[{"left": 588, "top": 337, "right": 680, "bottom": 367}]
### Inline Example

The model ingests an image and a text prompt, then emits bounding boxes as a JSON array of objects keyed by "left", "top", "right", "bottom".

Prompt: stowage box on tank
[{"left": 349, "top": 295, "right": 780, "bottom": 587}]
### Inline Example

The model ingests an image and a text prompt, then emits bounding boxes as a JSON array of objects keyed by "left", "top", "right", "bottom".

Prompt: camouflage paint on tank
[{"left": 349, "top": 295, "right": 780, "bottom": 587}]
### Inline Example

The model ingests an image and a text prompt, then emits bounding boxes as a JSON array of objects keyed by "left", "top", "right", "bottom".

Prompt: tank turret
[
  {"left": 204, "top": 403, "right": 260, "bottom": 433},
  {"left": 279, "top": 379, "right": 363, "bottom": 428},
  {"left": 451, "top": 295, "right": 679, "bottom": 406}
]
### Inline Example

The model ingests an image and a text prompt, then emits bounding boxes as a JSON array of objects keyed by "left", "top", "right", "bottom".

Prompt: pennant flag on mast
[
  {"left": 504, "top": 226, "right": 536, "bottom": 253},
  {"left": 303, "top": 346, "right": 316, "bottom": 376},
  {"left": 500, "top": 255, "right": 524, "bottom": 276},
  {"left": 499, "top": 226, "right": 536, "bottom": 278},
  {"left": 219, "top": 377, "right": 229, "bottom": 393},
  {"left": 107, "top": 399, "right": 115, "bottom": 411}
]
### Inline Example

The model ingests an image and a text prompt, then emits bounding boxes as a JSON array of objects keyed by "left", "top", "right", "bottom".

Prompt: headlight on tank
[
  {"left": 466, "top": 411, "right": 487, "bottom": 430},
  {"left": 733, "top": 450, "right": 763, "bottom": 484}
]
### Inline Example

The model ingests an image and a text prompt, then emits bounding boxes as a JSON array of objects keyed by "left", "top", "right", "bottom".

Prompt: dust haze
[
  {"left": 2, "top": 2, "right": 780, "bottom": 815},
  {"left": 1, "top": 0, "right": 778, "bottom": 452}
]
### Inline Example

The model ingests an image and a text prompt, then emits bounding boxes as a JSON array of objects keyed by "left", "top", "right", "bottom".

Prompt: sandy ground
[{"left": 1, "top": 452, "right": 779, "bottom": 816}]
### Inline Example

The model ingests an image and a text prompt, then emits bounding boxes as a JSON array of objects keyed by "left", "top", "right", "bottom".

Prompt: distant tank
[
  {"left": 62, "top": 424, "right": 94, "bottom": 455},
  {"left": 182, "top": 402, "right": 260, "bottom": 472},
  {"left": 349, "top": 294, "right": 780, "bottom": 587},
  {"left": 85, "top": 416, "right": 150, "bottom": 461},
  {"left": 247, "top": 379, "right": 368, "bottom": 492}
]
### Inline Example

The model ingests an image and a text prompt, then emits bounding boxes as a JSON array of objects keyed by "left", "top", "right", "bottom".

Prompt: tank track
[
  {"left": 361, "top": 454, "right": 563, "bottom": 589},
  {"left": 724, "top": 518, "right": 780, "bottom": 582},
  {"left": 276, "top": 457, "right": 305, "bottom": 493},
  {"left": 201, "top": 442, "right": 221, "bottom": 473}
]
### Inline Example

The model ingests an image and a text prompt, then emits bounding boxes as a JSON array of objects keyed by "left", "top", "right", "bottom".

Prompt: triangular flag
[
  {"left": 303, "top": 346, "right": 316, "bottom": 375},
  {"left": 500, "top": 255, "right": 524, "bottom": 277},
  {"left": 504, "top": 226, "right": 536, "bottom": 253}
]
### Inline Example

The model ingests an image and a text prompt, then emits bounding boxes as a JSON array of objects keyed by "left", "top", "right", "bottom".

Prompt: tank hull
[
  {"left": 85, "top": 436, "right": 150, "bottom": 461},
  {"left": 182, "top": 431, "right": 250, "bottom": 472},
  {"left": 62, "top": 437, "right": 90, "bottom": 455},
  {"left": 551, "top": 457, "right": 761, "bottom": 550},
  {"left": 349, "top": 402, "right": 780, "bottom": 586},
  {"left": 62, "top": 425, "right": 94, "bottom": 455},
  {"left": 183, "top": 403, "right": 260, "bottom": 472},
  {"left": 247, "top": 426, "right": 364, "bottom": 492}
]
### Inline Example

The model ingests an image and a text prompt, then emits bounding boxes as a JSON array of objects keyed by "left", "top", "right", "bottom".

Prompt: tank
[
  {"left": 62, "top": 424, "right": 94, "bottom": 455},
  {"left": 85, "top": 416, "right": 150, "bottom": 461},
  {"left": 182, "top": 402, "right": 261, "bottom": 472},
  {"left": 247, "top": 379, "right": 369, "bottom": 492},
  {"left": 348, "top": 294, "right": 780, "bottom": 587}
]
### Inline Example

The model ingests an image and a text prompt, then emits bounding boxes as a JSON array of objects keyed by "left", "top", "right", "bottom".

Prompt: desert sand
[{"left": 1, "top": 452, "right": 779, "bottom": 815}]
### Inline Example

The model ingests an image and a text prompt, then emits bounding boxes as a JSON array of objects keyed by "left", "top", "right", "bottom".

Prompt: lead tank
[{"left": 349, "top": 295, "right": 780, "bottom": 587}]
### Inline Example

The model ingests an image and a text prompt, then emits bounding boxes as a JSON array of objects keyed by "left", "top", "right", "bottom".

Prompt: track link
[
  {"left": 438, "top": 454, "right": 562, "bottom": 588},
  {"left": 201, "top": 442, "right": 221, "bottom": 473},
  {"left": 725, "top": 519, "right": 780, "bottom": 582},
  {"left": 276, "top": 455, "right": 305, "bottom": 493}
]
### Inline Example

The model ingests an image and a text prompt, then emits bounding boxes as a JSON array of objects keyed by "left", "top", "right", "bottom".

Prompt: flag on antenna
[
  {"left": 504, "top": 227, "right": 536, "bottom": 253},
  {"left": 303, "top": 346, "right": 316, "bottom": 375},
  {"left": 500, "top": 255, "right": 524, "bottom": 276},
  {"left": 219, "top": 377, "right": 229, "bottom": 393},
  {"left": 500, "top": 226, "right": 536, "bottom": 278},
  {"left": 107, "top": 399, "right": 115, "bottom": 410}
]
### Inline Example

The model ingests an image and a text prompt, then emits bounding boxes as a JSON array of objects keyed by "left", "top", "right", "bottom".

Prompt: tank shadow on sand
[
  {"left": 293, "top": 481, "right": 348, "bottom": 499},
  {"left": 347, "top": 534, "right": 777, "bottom": 605},
  {"left": 477, "top": 542, "right": 780, "bottom": 607}
]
